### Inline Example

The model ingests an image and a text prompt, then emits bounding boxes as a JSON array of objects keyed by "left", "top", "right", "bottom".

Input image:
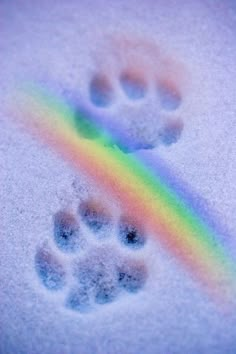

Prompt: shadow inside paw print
[
  {"left": 35, "top": 246, "right": 66, "bottom": 291},
  {"left": 157, "top": 80, "right": 182, "bottom": 111},
  {"left": 53, "top": 210, "right": 81, "bottom": 253},
  {"left": 89, "top": 73, "right": 114, "bottom": 108},
  {"left": 66, "top": 285, "right": 91, "bottom": 313},
  {"left": 119, "top": 70, "right": 148, "bottom": 100},
  {"left": 71, "top": 246, "right": 148, "bottom": 311},
  {"left": 117, "top": 259, "right": 148, "bottom": 293},
  {"left": 34, "top": 198, "right": 148, "bottom": 313},
  {"left": 118, "top": 215, "right": 147, "bottom": 249},
  {"left": 159, "top": 118, "right": 184, "bottom": 146},
  {"left": 78, "top": 199, "right": 112, "bottom": 234},
  {"left": 73, "top": 247, "right": 119, "bottom": 306},
  {"left": 74, "top": 108, "right": 101, "bottom": 140}
]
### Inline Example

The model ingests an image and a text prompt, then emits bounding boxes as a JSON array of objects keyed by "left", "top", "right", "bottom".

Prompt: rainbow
[{"left": 12, "top": 83, "right": 236, "bottom": 307}]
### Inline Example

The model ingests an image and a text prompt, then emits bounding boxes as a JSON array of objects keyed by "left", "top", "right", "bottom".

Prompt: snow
[{"left": 1, "top": 0, "right": 236, "bottom": 353}]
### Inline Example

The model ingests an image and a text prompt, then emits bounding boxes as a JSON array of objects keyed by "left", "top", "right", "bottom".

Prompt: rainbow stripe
[{"left": 13, "top": 83, "right": 236, "bottom": 307}]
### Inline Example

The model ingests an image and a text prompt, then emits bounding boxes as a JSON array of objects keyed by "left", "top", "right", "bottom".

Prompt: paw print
[
  {"left": 35, "top": 245, "right": 66, "bottom": 291},
  {"left": 34, "top": 197, "right": 148, "bottom": 313},
  {"left": 83, "top": 34, "right": 188, "bottom": 152}
]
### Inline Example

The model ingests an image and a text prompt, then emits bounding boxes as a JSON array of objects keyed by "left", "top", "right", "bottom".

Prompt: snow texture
[{"left": 1, "top": 0, "right": 236, "bottom": 353}]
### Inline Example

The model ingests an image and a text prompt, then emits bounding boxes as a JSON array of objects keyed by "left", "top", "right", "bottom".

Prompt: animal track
[
  {"left": 73, "top": 246, "right": 119, "bottom": 306},
  {"left": 89, "top": 74, "right": 114, "bottom": 108},
  {"left": 34, "top": 198, "right": 148, "bottom": 313},
  {"left": 117, "top": 259, "right": 148, "bottom": 293},
  {"left": 53, "top": 210, "right": 81, "bottom": 252},
  {"left": 66, "top": 285, "right": 91, "bottom": 313},
  {"left": 157, "top": 79, "right": 182, "bottom": 111},
  {"left": 119, "top": 70, "right": 148, "bottom": 100},
  {"left": 86, "top": 34, "right": 188, "bottom": 152},
  {"left": 78, "top": 199, "right": 112, "bottom": 234},
  {"left": 118, "top": 214, "right": 147, "bottom": 249},
  {"left": 35, "top": 246, "right": 66, "bottom": 291},
  {"left": 33, "top": 34, "right": 186, "bottom": 312},
  {"left": 159, "top": 118, "right": 184, "bottom": 146}
]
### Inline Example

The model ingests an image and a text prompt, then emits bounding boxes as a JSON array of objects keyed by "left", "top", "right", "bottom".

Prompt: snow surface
[{"left": 1, "top": 0, "right": 236, "bottom": 353}]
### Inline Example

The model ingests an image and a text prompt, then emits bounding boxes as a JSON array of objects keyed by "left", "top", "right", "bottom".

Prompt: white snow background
[{"left": 1, "top": 1, "right": 236, "bottom": 353}]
